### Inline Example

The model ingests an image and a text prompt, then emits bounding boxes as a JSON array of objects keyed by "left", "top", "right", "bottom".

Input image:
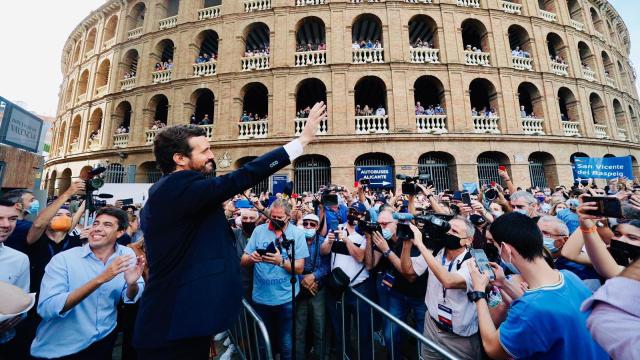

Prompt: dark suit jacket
[{"left": 133, "top": 146, "right": 291, "bottom": 348}]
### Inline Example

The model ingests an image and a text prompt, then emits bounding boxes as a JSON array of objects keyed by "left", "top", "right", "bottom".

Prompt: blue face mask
[
  {"left": 304, "top": 229, "right": 316, "bottom": 239},
  {"left": 382, "top": 229, "right": 393, "bottom": 240},
  {"left": 543, "top": 236, "right": 559, "bottom": 253},
  {"left": 501, "top": 259, "right": 519, "bottom": 274},
  {"left": 28, "top": 200, "right": 40, "bottom": 215},
  {"left": 513, "top": 209, "right": 529, "bottom": 217}
]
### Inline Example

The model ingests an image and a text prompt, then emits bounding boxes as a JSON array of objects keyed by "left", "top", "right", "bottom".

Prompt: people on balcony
[
  {"left": 154, "top": 60, "right": 173, "bottom": 72},
  {"left": 239, "top": 112, "right": 267, "bottom": 122},
  {"left": 199, "top": 114, "right": 212, "bottom": 125},
  {"left": 520, "top": 106, "right": 538, "bottom": 119},
  {"left": 195, "top": 52, "right": 218, "bottom": 64},
  {"left": 472, "top": 107, "right": 498, "bottom": 118},
  {"left": 410, "top": 38, "right": 433, "bottom": 49},
  {"left": 296, "top": 42, "right": 326, "bottom": 52},
  {"left": 150, "top": 120, "right": 167, "bottom": 130},
  {"left": 296, "top": 106, "right": 312, "bottom": 119},
  {"left": 465, "top": 44, "right": 483, "bottom": 53},
  {"left": 511, "top": 46, "right": 530, "bottom": 58},
  {"left": 115, "top": 126, "right": 130, "bottom": 134},
  {"left": 416, "top": 102, "right": 446, "bottom": 116},
  {"left": 244, "top": 47, "right": 270, "bottom": 57},
  {"left": 551, "top": 55, "right": 567, "bottom": 65},
  {"left": 581, "top": 62, "right": 592, "bottom": 71},
  {"left": 69, "top": 137, "right": 79, "bottom": 147},
  {"left": 561, "top": 113, "right": 569, "bottom": 121},
  {"left": 123, "top": 71, "right": 136, "bottom": 80},
  {"left": 375, "top": 105, "right": 386, "bottom": 116}
]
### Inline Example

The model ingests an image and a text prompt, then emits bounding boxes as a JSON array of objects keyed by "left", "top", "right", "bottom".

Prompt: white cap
[{"left": 302, "top": 214, "right": 320, "bottom": 223}]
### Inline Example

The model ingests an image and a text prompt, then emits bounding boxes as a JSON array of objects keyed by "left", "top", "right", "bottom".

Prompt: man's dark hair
[
  {"left": 0, "top": 199, "right": 16, "bottom": 208},
  {"left": 0, "top": 189, "right": 33, "bottom": 206},
  {"left": 490, "top": 212, "right": 544, "bottom": 262},
  {"left": 153, "top": 125, "right": 207, "bottom": 174},
  {"left": 96, "top": 206, "right": 129, "bottom": 231}
]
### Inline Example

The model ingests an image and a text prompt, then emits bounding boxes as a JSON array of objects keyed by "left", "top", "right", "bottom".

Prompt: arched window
[
  {"left": 294, "top": 155, "right": 331, "bottom": 194},
  {"left": 414, "top": 76, "right": 447, "bottom": 133},
  {"left": 59, "top": 169, "right": 72, "bottom": 194},
  {"left": 65, "top": 79, "right": 75, "bottom": 105},
  {"left": 48, "top": 170, "right": 57, "bottom": 197},
  {"left": 354, "top": 76, "right": 388, "bottom": 133},
  {"left": 157, "top": 0, "right": 180, "bottom": 26},
  {"left": 538, "top": 0, "right": 556, "bottom": 13},
  {"left": 558, "top": 87, "right": 580, "bottom": 135},
  {"left": 103, "top": 15, "right": 118, "bottom": 48},
  {"left": 461, "top": 19, "right": 491, "bottom": 66},
  {"left": 295, "top": 17, "right": 326, "bottom": 54},
  {"left": 193, "top": 30, "right": 219, "bottom": 73},
  {"left": 241, "top": 82, "right": 268, "bottom": 122},
  {"left": 589, "top": 93, "right": 605, "bottom": 125},
  {"left": 355, "top": 153, "right": 395, "bottom": 189},
  {"left": 469, "top": 78, "right": 500, "bottom": 133},
  {"left": 408, "top": 15, "right": 439, "bottom": 63},
  {"left": 590, "top": 8, "right": 604, "bottom": 35},
  {"left": 85, "top": 28, "right": 97, "bottom": 55},
  {"left": 122, "top": 49, "right": 139, "bottom": 78},
  {"left": 352, "top": 14, "right": 384, "bottom": 63},
  {"left": 114, "top": 101, "right": 132, "bottom": 132},
  {"left": 69, "top": 115, "right": 81, "bottom": 152},
  {"left": 546, "top": 32, "right": 568, "bottom": 73},
  {"left": 528, "top": 152, "right": 557, "bottom": 188},
  {"left": 518, "top": 82, "right": 545, "bottom": 134},
  {"left": 508, "top": 25, "right": 533, "bottom": 70},
  {"left": 566, "top": 0, "right": 584, "bottom": 24},
  {"left": 190, "top": 88, "right": 215, "bottom": 127},
  {"left": 87, "top": 108, "right": 103, "bottom": 149},
  {"left": 104, "top": 164, "right": 127, "bottom": 184},
  {"left": 613, "top": 99, "right": 627, "bottom": 138},
  {"left": 601, "top": 51, "right": 615, "bottom": 83},
  {"left": 147, "top": 94, "right": 169, "bottom": 128},
  {"left": 127, "top": 2, "right": 146, "bottom": 34},
  {"left": 295, "top": 78, "right": 328, "bottom": 134},
  {"left": 241, "top": 23, "right": 271, "bottom": 71},
  {"left": 78, "top": 70, "right": 90, "bottom": 97},
  {"left": 153, "top": 39, "right": 175, "bottom": 73},
  {"left": 578, "top": 41, "right": 596, "bottom": 79},
  {"left": 236, "top": 157, "right": 269, "bottom": 194},
  {"left": 95, "top": 60, "right": 111, "bottom": 95},
  {"left": 477, "top": 152, "right": 510, "bottom": 186},
  {"left": 418, "top": 152, "right": 456, "bottom": 192}
]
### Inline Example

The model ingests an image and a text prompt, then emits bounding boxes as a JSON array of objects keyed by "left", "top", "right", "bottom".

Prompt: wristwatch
[
  {"left": 467, "top": 291, "right": 487, "bottom": 303},
  {"left": 279, "top": 258, "right": 285, "bottom": 267},
  {"left": 383, "top": 249, "right": 392, "bottom": 258}
]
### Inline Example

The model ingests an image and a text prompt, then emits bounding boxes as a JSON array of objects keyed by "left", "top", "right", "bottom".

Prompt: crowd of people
[
  {"left": 471, "top": 106, "right": 499, "bottom": 118},
  {"left": 355, "top": 104, "right": 386, "bottom": 117},
  {"left": 190, "top": 113, "right": 213, "bottom": 126},
  {"left": 295, "top": 43, "right": 327, "bottom": 52},
  {"left": 465, "top": 44, "right": 485, "bottom": 53},
  {"left": 510, "top": 46, "right": 531, "bottom": 58},
  {"left": 195, "top": 52, "right": 218, "bottom": 64},
  {"left": 409, "top": 38, "right": 434, "bottom": 49},
  {"left": 1, "top": 155, "right": 640, "bottom": 360},
  {"left": 415, "top": 102, "right": 446, "bottom": 116},
  {"left": 551, "top": 54, "right": 567, "bottom": 65},
  {"left": 115, "top": 125, "right": 130, "bottom": 134},
  {"left": 352, "top": 40, "right": 383, "bottom": 50},
  {"left": 154, "top": 59, "right": 173, "bottom": 72},
  {"left": 122, "top": 71, "right": 136, "bottom": 80},
  {"left": 244, "top": 47, "right": 270, "bottom": 58},
  {"left": 240, "top": 111, "right": 268, "bottom": 123},
  {"left": 149, "top": 119, "right": 167, "bottom": 130}
]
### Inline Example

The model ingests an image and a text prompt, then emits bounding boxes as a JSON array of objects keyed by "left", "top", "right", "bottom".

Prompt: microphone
[{"left": 392, "top": 212, "right": 414, "bottom": 221}]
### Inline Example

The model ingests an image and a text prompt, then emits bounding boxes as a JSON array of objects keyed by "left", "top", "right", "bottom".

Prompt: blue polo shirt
[
  {"left": 499, "top": 270, "right": 607, "bottom": 360},
  {"left": 244, "top": 223, "right": 309, "bottom": 306}
]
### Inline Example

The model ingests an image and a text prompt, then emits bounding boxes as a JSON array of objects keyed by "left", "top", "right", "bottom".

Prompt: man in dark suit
[{"left": 133, "top": 102, "right": 327, "bottom": 359}]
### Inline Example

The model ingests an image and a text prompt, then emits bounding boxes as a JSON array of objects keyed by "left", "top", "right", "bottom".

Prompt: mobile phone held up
[
  {"left": 256, "top": 242, "right": 277, "bottom": 256},
  {"left": 582, "top": 196, "right": 622, "bottom": 218},
  {"left": 470, "top": 249, "right": 495, "bottom": 281},
  {"left": 461, "top": 192, "right": 472, "bottom": 206}
]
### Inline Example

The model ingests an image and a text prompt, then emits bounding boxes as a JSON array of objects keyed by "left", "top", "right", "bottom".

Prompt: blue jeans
[
  {"left": 384, "top": 290, "right": 427, "bottom": 360},
  {"left": 253, "top": 301, "right": 294, "bottom": 360},
  {"left": 327, "top": 281, "right": 373, "bottom": 360}
]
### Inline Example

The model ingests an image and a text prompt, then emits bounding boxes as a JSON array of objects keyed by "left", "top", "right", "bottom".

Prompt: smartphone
[
  {"left": 396, "top": 223, "right": 413, "bottom": 241},
  {"left": 582, "top": 196, "right": 622, "bottom": 218},
  {"left": 461, "top": 192, "right": 472, "bottom": 206},
  {"left": 498, "top": 166, "right": 506, "bottom": 172},
  {"left": 470, "top": 249, "right": 495, "bottom": 280},
  {"left": 120, "top": 198, "right": 134, "bottom": 205},
  {"left": 256, "top": 242, "right": 277, "bottom": 256}
]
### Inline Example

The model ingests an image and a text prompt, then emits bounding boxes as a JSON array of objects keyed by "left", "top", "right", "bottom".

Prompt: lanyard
[
  {"left": 48, "top": 238, "right": 70, "bottom": 258},
  {"left": 441, "top": 251, "right": 458, "bottom": 300}
]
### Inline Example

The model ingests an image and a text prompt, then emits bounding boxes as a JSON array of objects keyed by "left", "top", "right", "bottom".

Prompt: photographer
[
  {"left": 365, "top": 210, "right": 427, "bottom": 360},
  {"left": 399, "top": 216, "right": 480, "bottom": 360},
  {"left": 2, "top": 189, "right": 36, "bottom": 252},
  {"left": 320, "top": 203, "right": 370, "bottom": 359},
  {"left": 467, "top": 213, "right": 607, "bottom": 360}
]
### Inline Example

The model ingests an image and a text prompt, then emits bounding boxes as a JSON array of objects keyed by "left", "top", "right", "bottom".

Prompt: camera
[
  {"left": 484, "top": 188, "right": 498, "bottom": 201},
  {"left": 414, "top": 214, "right": 453, "bottom": 250},
  {"left": 396, "top": 174, "right": 432, "bottom": 195},
  {"left": 358, "top": 220, "right": 382, "bottom": 234}
]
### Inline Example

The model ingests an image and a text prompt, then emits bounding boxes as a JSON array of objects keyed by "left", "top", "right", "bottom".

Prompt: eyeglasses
[{"left": 302, "top": 221, "right": 318, "bottom": 228}]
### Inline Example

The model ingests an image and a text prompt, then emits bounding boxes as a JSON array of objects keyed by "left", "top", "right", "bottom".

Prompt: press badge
[
  {"left": 437, "top": 304, "right": 453, "bottom": 332},
  {"left": 382, "top": 272, "right": 395, "bottom": 289}
]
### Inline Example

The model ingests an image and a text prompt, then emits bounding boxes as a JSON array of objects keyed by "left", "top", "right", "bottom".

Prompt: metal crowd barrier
[
  {"left": 228, "top": 299, "right": 274, "bottom": 360},
  {"left": 341, "top": 288, "right": 458, "bottom": 360}
]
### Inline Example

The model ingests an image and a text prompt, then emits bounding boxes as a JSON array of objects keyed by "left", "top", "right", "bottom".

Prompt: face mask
[
  {"left": 608, "top": 239, "right": 640, "bottom": 266},
  {"left": 442, "top": 233, "right": 463, "bottom": 250},
  {"left": 543, "top": 236, "right": 559, "bottom": 253},
  {"left": 382, "top": 229, "right": 393, "bottom": 240},
  {"left": 492, "top": 211, "right": 504, "bottom": 218},
  {"left": 304, "top": 228, "right": 317, "bottom": 239},
  {"left": 241, "top": 222, "right": 256, "bottom": 235},
  {"left": 513, "top": 209, "right": 529, "bottom": 216},
  {"left": 269, "top": 219, "right": 287, "bottom": 231},
  {"left": 500, "top": 246, "right": 519, "bottom": 274},
  {"left": 347, "top": 214, "right": 358, "bottom": 225},
  {"left": 28, "top": 200, "right": 40, "bottom": 215},
  {"left": 544, "top": 191, "right": 551, "bottom": 196},
  {"left": 50, "top": 216, "right": 72, "bottom": 232},
  {"left": 535, "top": 196, "right": 546, "bottom": 203}
]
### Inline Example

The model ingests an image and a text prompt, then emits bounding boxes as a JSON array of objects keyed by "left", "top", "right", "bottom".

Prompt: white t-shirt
[
  {"left": 412, "top": 249, "right": 478, "bottom": 336},
  {"left": 331, "top": 231, "right": 369, "bottom": 286}
]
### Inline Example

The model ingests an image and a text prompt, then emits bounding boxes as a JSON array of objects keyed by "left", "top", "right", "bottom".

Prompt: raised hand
[
  {"left": 299, "top": 102, "right": 327, "bottom": 146},
  {"left": 100, "top": 255, "right": 135, "bottom": 283},
  {"left": 124, "top": 255, "right": 146, "bottom": 285}
]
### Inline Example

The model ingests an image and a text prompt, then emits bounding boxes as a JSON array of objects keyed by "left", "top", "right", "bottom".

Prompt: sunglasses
[{"left": 302, "top": 221, "right": 318, "bottom": 227}]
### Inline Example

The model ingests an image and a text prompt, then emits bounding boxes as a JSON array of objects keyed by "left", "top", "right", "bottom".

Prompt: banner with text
[
  {"left": 355, "top": 166, "right": 395, "bottom": 189},
  {"left": 572, "top": 156, "right": 633, "bottom": 180}
]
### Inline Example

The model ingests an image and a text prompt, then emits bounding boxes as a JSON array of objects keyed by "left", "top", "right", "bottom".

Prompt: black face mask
[
  {"left": 270, "top": 219, "right": 287, "bottom": 231},
  {"left": 347, "top": 214, "right": 358, "bottom": 225},
  {"left": 442, "top": 233, "right": 463, "bottom": 250},
  {"left": 608, "top": 239, "right": 640, "bottom": 266},
  {"left": 241, "top": 222, "right": 256, "bottom": 235}
]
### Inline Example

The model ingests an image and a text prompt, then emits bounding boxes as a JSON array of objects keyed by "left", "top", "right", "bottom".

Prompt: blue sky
[{"left": 0, "top": 0, "right": 637, "bottom": 116}]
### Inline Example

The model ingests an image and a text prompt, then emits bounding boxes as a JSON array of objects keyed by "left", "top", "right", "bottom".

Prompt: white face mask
[{"left": 493, "top": 211, "right": 504, "bottom": 218}]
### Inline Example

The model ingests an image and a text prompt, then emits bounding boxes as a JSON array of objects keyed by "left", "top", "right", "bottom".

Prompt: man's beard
[{"left": 198, "top": 160, "right": 215, "bottom": 175}]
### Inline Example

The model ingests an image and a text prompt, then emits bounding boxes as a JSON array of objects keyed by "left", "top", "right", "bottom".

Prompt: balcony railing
[
  {"left": 88, "top": 141, "right": 101, "bottom": 151},
  {"left": 582, "top": 68, "right": 596, "bottom": 82},
  {"left": 352, "top": 0, "right": 382, "bottom": 2},
  {"left": 95, "top": 85, "right": 107, "bottom": 98},
  {"left": 159, "top": 15, "right": 178, "bottom": 30},
  {"left": 152, "top": 69, "right": 172, "bottom": 84},
  {"left": 562, "top": 121, "right": 581, "bottom": 137},
  {"left": 618, "top": 128, "right": 627, "bottom": 141},
  {"left": 200, "top": 124, "right": 214, "bottom": 140},
  {"left": 85, "top": 49, "right": 95, "bottom": 59},
  {"left": 594, "top": 124, "right": 608, "bottom": 139},
  {"left": 511, "top": 55, "right": 533, "bottom": 71},
  {"left": 244, "top": 0, "right": 271, "bottom": 12},
  {"left": 551, "top": 61, "right": 569, "bottom": 77},
  {"left": 103, "top": 38, "right": 115, "bottom": 49},
  {"left": 76, "top": 93, "right": 87, "bottom": 104},
  {"left": 294, "top": 118, "right": 328, "bottom": 136},
  {"left": 355, "top": 115, "right": 389, "bottom": 134},
  {"left": 241, "top": 55, "right": 269, "bottom": 71},
  {"left": 521, "top": 118, "right": 545, "bottom": 135},
  {"left": 472, "top": 116, "right": 500, "bottom": 134},
  {"left": 69, "top": 142, "right": 79, "bottom": 153},
  {"left": 121, "top": 77, "right": 136, "bottom": 91},
  {"left": 405, "top": 0, "right": 432, "bottom": 3},
  {"left": 457, "top": 0, "right": 480, "bottom": 8},
  {"left": 295, "top": 50, "right": 327, "bottom": 67},
  {"left": 464, "top": 51, "right": 491, "bottom": 66},
  {"left": 238, "top": 120, "right": 268, "bottom": 139},
  {"left": 145, "top": 129, "right": 159, "bottom": 144},
  {"left": 128, "top": 27, "right": 143, "bottom": 39},
  {"left": 416, "top": 115, "right": 447, "bottom": 134},
  {"left": 113, "top": 133, "right": 129, "bottom": 148},
  {"left": 193, "top": 61, "right": 217, "bottom": 77},
  {"left": 570, "top": 19, "right": 585, "bottom": 31},
  {"left": 296, "top": 0, "right": 325, "bottom": 5},
  {"left": 501, "top": 1, "right": 521, "bottom": 14},
  {"left": 594, "top": 31, "right": 605, "bottom": 42},
  {"left": 409, "top": 48, "right": 439, "bottom": 64},
  {"left": 352, "top": 48, "right": 384, "bottom": 64},
  {"left": 198, "top": 6, "right": 221, "bottom": 20},
  {"left": 605, "top": 76, "right": 616, "bottom": 88},
  {"left": 539, "top": 9, "right": 557, "bottom": 22}
]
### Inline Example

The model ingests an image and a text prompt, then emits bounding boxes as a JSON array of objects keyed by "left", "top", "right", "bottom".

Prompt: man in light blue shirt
[
  {"left": 241, "top": 199, "right": 308, "bottom": 360},
  {"left": 0, "top": 199, "right": 30, "bottom": 359},
  {"left": 31, "top": 207, "right": 145, "bottom": 359}
]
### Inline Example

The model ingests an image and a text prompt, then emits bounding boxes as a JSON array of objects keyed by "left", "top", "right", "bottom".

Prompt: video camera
[
  {"left": 396, "top": 174, "right": 433, "bottom": 195},
  {"left": 392, "top": 211, "right": 452, "bottom": 250},
  {"left": 84, "top": 166, "right": 106, "bottom": 194}
]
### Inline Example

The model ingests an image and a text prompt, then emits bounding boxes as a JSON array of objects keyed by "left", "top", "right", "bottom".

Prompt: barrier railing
[
  {"left": 562, "top": 121, "right": 581, "bottom": 137},
  {"left": 352, "top": 48, "right": 384, "bottom": 64},
  {"left": 511, "top": 55, "right": 533, "bottom": 71},
  {"left": 464, "top": 51, "right": 491, "bottom": 66},
  {"left": 551, "top": 61, "right": 569, "bottom": 77},
  {"left": 295, "top": 117, "right": 328, "bottom": 136},
  {"left": 501, "top": 1, "right": 521, "bottom": 14},
  {"left": 200, "top": 124, "right": 214, "bottom": 140},
  {"left": 472, "top": 115, "right": 500, "bottom": 134},
  {"left": 355, "top": 115, "right": 389, "bottom": 134},
  {"left": 128, "top": 27, "right": 143, "bottom": 39},
  {"left": 605, "top": 76, "right": 616, "bottom": 88},
  {"left": 238, "top": 120, "right": 268, "bottom": 139},
  {"left": 409, "top": 48, "right": 439, "bottom": 64},
  {"left": 295, "top": 50, "right": 327, "bottom": 67},
  {"left": 570, "top": 19, "right": 585, "bottom": 31},
  {"left": 113, "top": 133, "right": 129, "bottom": 148},
  {"left": 296, "top": 0, "right": 325, "bottom": 5},
  {"left": 405, "top": 0, "right": 432, "bottom": 3},
  {"left": 521, "top": 117, "right": 545, "bottom": 135},
  {"left": 193, "top": 61, "right": 217, "bottom": 77},
  {"left": 416, "top": 115, "right": 447, "bottom": 134},
  {"left": 582, "top": 67, "right": 596, "bottom": 82},
  {"left": 121, "top": 77, "right": 136, "bottom": 91},
  {"left": 457, "top": 0, "right": 480, "bottom": 8},
  {"left": 539, "top": 9, "right": 557, "bottom": 22},
  {"left": 244, "top": 0, "right": 271, "bottom": 12},
  {"left": 145, "top": 129, "right": 159, "bottom": 144},
  {"left": 198, "top": 6, "right": 221, "bottom": 20},
  {"left": 159, "top": 15, "right": 178, "bottom": 30},
  {"left": 152, "top": 69, "right": 172, "bottom": 84},
  {"left": 229, "top": 299, "right": 274, "bottom": 360},
  {"left": 617, "top": 128, "right": 627, "bottom": 141},
  {"left": 594, "top": 124, "right": 608, "bottom": 139},
  {"left": 241, "top": 55, "right": 270, "bottom": 71},
  {"left": 342, "top": 288, "right": 457, "bottom": 360}
]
